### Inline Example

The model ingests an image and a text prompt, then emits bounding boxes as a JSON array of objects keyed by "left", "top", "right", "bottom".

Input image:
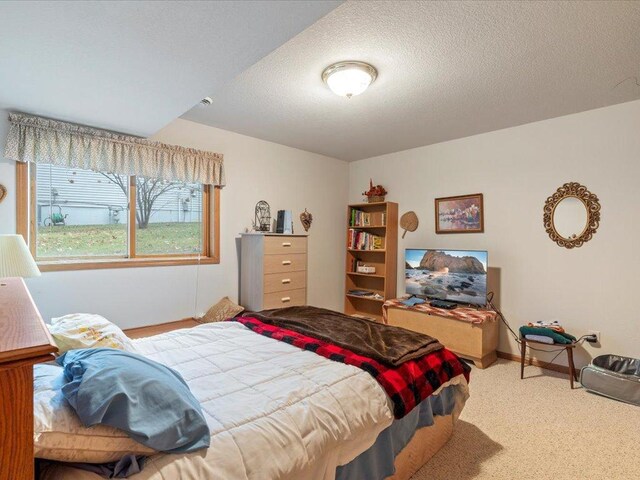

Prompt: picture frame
[{"left": 435, "top": 193, "right": 484, "bottom": 234}]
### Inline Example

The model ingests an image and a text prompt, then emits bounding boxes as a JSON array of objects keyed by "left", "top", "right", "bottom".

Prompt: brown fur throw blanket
[{"left": 245, "top": 306, "right": 443, "bottom": 367}]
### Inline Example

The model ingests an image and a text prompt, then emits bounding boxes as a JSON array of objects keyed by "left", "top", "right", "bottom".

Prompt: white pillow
[
  {"left": 34, "top": 363, "right": 156, "bottom": 462},
  {"left": 48, "top": 313, "right": 135, "bottom": 353}
]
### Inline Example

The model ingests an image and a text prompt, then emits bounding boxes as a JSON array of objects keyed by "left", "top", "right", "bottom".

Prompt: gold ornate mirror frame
[{"left": 543, "top": 182, "right": 600, "bottom": 249}]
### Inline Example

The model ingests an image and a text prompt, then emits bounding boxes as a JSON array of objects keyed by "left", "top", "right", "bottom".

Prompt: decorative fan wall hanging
[{"left": 400, "top": 211, "right": 419, "bottom": 238}]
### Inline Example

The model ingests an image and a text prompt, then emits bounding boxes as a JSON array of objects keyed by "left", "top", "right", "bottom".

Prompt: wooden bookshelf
[{"left": 345, "top": 201, "right": 398, "bottom": 322}]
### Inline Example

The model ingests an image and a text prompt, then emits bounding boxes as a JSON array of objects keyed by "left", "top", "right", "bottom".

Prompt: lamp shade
[{"left": 0, "top": 234, "right": 41, "bottom": 278}]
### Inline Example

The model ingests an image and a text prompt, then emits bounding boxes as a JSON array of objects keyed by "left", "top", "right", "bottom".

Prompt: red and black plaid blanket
[{"left": 232, "top": 316, "right": 470, "bottom": 419}]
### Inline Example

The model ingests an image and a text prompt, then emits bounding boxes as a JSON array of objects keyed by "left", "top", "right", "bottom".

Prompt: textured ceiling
[
  {"left": 183, "top": 1, "right": 640, "bottom": 161},
  {"left": 0, "top": 0, "right": 341, "bottom": 136}
]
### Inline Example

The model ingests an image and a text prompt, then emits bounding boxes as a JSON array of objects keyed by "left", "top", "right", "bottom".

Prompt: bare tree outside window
[
  {"left": 100, "top": 174, "right": 182, "bottom": 229},
  {"left": 101, "top": 173, "right": 203, "bottom": 254}
]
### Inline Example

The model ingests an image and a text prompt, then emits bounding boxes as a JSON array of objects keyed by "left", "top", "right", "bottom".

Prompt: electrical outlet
[{"left": 587, "top": 330, "right": 601, "bottom": 343}]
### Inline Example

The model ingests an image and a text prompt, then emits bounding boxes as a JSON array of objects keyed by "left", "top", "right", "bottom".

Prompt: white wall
[
  {"left": 349, "top": 100, "right": 640, "bottom": 368},
  {"left": 0, "top": 113, "right": 348, "bottom": 328}
]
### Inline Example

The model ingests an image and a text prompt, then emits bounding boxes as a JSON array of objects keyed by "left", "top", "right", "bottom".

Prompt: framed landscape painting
[{"left": 435, "top": 193, "right": 484, "bottom": 234}]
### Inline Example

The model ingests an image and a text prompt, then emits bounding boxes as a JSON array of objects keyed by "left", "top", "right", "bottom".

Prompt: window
[{"left": 17, "top": 162, "right": 219, "bottom": 271}]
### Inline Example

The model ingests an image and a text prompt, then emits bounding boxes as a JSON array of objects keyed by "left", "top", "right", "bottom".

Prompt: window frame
[{"left": 16, "top": 162, "right": 220, "bottom": 271}]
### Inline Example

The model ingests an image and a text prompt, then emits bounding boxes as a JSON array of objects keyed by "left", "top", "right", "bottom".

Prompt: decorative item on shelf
[
  {"left": 0, "top": 184, "right": 7, "bottom": 204},
  {"left": 362, "top": 179, "right": 387, "bottom": 203},
  {"left": 254, "top": 201, "right": 271, "bottom": 232},
  {"left": 300, "top": 208, "right": 313, "bottom": 232},
  {"left": 543, "top": 182, "right": 600, "bottom": 249},
  {"left": 435, "top": 193, "right": 484, "bottom": 234},
  {"left": 400, "top": 211, "right": 419, "bottom": 238},
  {"left": 356, "top": 263, "right": 376, "bottom": 274}
]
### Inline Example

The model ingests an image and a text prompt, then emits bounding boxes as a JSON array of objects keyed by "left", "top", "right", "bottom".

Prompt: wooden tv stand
[{"left": 384, "top": 300, "right": 499, "bottom": 368}]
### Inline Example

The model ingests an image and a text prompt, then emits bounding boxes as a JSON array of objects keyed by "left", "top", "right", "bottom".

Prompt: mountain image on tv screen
[{"left": 405, "top": 249, "right": 488, "bottom": 306}]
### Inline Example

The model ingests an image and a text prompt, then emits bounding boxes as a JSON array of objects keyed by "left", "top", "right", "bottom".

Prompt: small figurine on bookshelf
[{"left": 362, "top": 179, "right": 387, "bottom": 203}]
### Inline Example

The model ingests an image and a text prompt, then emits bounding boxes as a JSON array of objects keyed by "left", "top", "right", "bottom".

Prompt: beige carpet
[{"left": 410, "top": 359, "right": 638, "bottom": 480}]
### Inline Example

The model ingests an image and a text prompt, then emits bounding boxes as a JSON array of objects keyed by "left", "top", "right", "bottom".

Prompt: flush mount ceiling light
[{"left": 322, "top": 61, "right": 377, "bottom": 98}]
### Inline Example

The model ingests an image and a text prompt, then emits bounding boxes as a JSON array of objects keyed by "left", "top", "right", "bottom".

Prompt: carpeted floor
[{"left": 410, "top": 359, "right": 639, "bottom": 480}]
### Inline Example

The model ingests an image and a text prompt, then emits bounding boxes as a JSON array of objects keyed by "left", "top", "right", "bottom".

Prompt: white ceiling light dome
[{"left": 322, "top": 61, "right": 377, "bottom": 98}]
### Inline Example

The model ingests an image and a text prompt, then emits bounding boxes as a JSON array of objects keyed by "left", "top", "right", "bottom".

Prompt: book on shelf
[
  {"left": 350, "top": 257, "right": 359, "bottom": 272},
  {"left": 347, "top": 289, "right": 373, "bottom": 296},
  {"left": 347, "top": 229, "right": 384, "bottom": 250},
  {"left": 349, "top": 209, "right": 386, "bottom": 227},
  {"left": 347, "top": 289, "right": 384, "bottom": 300}
]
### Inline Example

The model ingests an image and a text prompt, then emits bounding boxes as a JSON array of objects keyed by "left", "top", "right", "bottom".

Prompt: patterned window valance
[{"left": 4, "top": 113, "right": 225, "bottom": 186}]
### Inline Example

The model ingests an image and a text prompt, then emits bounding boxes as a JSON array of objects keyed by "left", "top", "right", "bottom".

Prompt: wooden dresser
[
  {"left": 240, "top": 233, "right": 308, "bottom": 311},
  {"left": 0, "top": 277, "right": 57, "bottom": 480}
]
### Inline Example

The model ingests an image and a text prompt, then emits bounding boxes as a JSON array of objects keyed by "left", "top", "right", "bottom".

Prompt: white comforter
[{"left": 43, "top": 321, "right": 468, "bottom": 480}]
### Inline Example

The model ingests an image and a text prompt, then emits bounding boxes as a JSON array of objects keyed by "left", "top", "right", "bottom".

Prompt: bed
[{"left": 37, "top": 311, "right": 469, "bottom": 480}]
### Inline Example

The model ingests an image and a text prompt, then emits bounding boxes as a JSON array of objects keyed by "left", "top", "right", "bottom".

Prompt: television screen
[{"left": 405, "top": 249, "right": 488, "bottom": 306}]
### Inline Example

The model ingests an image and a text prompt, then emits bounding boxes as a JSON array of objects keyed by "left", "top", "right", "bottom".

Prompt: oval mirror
[
  {"left": 543, "top": 182, "right": 600, "bottom": 249},
  {"left": 552, "top": 196, "right": 587, "bottom": 240}
]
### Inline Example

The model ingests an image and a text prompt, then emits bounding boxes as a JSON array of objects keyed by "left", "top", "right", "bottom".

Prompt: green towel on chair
[{"left": 519, "top": 326, "right": 576, "bottom": 344}]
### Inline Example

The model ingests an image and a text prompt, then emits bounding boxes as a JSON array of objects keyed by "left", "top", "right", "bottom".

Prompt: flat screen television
[{"left": 405, "top": 249, "right": 488, "bottom": 307}]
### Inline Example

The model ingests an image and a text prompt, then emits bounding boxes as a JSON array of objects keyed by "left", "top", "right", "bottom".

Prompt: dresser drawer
[
  {"left": 264, "top": 253, "right": 307, "bottom": 274},
  {"left": 264, "top": 271, "right": 306, "bottom": 294},
  {"left": 263, "top": 288, "right": 306, "bottom": 309},
  {"left": 264, "top": 236, "right": 307, "bottom": 255}
]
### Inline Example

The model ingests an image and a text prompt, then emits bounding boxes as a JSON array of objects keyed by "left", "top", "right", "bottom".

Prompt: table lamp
[{"left": 0, "top": 234, "right": 41, "bottom": 285}]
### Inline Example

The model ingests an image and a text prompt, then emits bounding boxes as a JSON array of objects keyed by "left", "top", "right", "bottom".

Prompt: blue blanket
[{"left": 57, "top": 348, "right": 210, "bottom": 454}]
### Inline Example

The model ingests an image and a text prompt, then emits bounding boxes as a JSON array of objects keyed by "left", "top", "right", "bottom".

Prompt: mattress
[{"left": 40, "top": 322, "right": 468, "bottom": 480}]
